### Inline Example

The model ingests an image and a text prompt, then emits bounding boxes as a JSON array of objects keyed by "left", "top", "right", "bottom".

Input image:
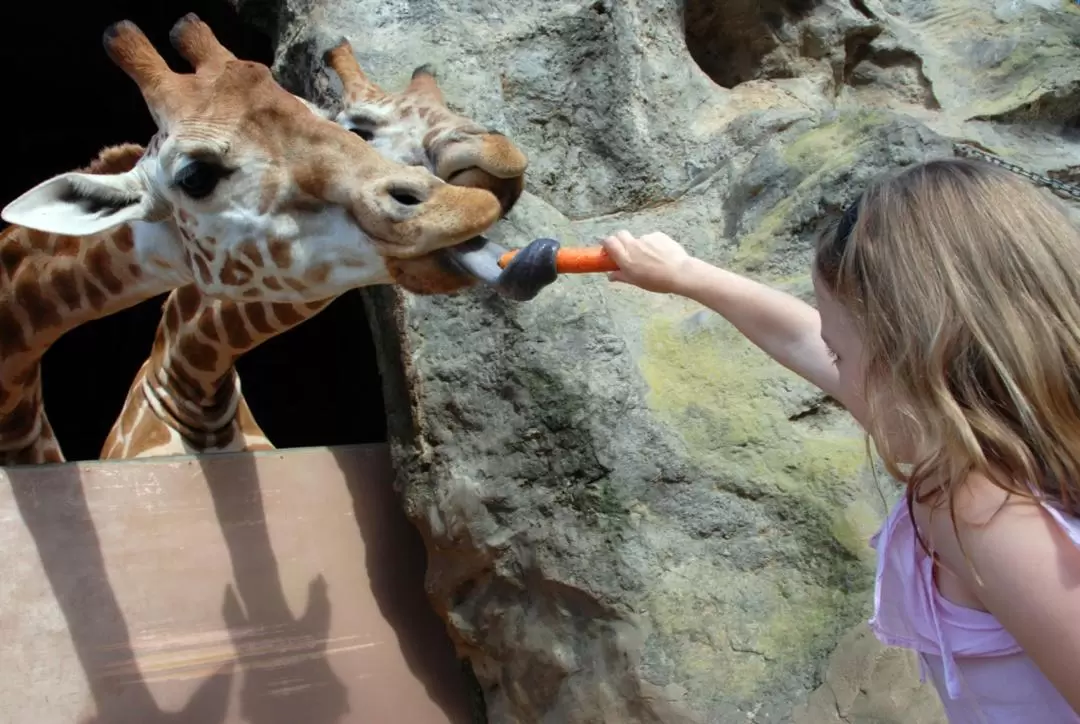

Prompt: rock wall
[{"left": 229, "top": 0, "right": 1080, "bottom": 720}]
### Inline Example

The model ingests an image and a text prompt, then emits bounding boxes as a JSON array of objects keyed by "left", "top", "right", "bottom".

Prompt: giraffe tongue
[{"left": 443, "top": 235, "right": 560, "bottom": 302}]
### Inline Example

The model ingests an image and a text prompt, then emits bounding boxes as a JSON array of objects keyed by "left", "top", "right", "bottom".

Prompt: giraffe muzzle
[{"left": 443, "top": 236, "right": 560, "bottom": 302}]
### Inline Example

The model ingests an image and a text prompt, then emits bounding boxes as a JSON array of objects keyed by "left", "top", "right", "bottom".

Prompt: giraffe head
[
  {"left": 323, "top": 40, "right": 530, "bottom": 295},
  {"left": 0, "top": 15, "right": 507, "bottom": 302}
]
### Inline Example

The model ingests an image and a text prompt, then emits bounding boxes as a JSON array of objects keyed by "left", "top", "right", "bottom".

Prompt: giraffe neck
[
  {"left": 100, "top": 289, "right": 332, "bottom": 458},
  {"left": 0, "top": 144, "right": 192, "bottom": 461},
  {"left": 0, "top": 364, "right": 63, "bottom": 466}
]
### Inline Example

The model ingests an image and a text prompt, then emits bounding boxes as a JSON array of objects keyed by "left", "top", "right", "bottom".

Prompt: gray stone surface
[{"left": 228, "top": 0, "right": 1080, "bottom": 720}]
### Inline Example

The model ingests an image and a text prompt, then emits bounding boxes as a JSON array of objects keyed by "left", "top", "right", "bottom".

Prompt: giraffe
[
  {"left": 101, "top": 38, "right": 531, "bottom": 459},
  {"left": 0, "top": 15, "right": 511, "bottom": 466}
]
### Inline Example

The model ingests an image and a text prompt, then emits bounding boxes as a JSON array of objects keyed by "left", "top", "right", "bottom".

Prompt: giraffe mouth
[{"left": 443, "top": 235, "right": 560, "bottom": 302}]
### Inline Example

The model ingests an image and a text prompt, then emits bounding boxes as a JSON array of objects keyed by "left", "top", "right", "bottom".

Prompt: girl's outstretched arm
[{"left": 601, "top": 230, "right": 866, "bottom": 423}]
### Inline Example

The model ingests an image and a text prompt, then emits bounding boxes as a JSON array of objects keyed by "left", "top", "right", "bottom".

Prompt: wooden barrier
[{"left": 0, "top": 444, "right": 477, "bottom": 723}]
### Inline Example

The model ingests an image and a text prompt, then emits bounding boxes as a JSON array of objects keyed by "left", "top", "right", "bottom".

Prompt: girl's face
[
  {"left": 813, "top": 274, "right": 867, "bottom": 402},
  {"left": 814, "top": 274, "right": 920, "bottom": 462}
]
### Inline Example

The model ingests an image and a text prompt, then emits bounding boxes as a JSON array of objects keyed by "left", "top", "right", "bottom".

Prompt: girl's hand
[{"left": 600, "top": 230, "right": 693, "bottom": 294}]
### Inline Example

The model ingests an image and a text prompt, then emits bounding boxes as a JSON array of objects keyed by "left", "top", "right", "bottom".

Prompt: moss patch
[
  {"left": 636, "top": 307, "right": 880, "bottom": 702},
  {"left": 733, "top": 110, "right": 893, "bottom": 270},
  {"left": 641, "top": 546, "right": 869, "bottom": 707},
  {"left": 639, "top": 310, "right": 867, "bottom": 504}
]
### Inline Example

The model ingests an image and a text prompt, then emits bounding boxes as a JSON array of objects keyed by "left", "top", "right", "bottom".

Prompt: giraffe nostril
[{"left": 389, "top": 188, "right": 424, "bottom": 206}]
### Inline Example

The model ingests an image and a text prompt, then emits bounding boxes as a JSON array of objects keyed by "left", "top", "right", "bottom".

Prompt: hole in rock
[
  {"left": 683, "top": 0, "right": 822, "bottom": 88},
  {"left": 0, "top": 0, "right": 386, "bottom": 462}
]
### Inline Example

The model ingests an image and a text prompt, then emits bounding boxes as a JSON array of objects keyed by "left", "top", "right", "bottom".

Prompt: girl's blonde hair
[{"left": 814, "top": 158, "right": 1080, "bottom": 532}]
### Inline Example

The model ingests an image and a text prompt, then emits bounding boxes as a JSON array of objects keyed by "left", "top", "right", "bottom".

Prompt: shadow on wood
[{"left": 0, "top": 444, "right": 476, "bottom": 723}]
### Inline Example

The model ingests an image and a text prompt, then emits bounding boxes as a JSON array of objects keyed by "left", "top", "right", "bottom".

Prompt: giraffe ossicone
[{"left": 0, "top": 14, "right": 530, "bottom": 304}]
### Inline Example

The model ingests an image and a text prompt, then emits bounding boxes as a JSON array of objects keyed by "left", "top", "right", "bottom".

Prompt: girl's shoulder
[{"left": 904, "top": 472, "right": 1080, "bottom": 706}]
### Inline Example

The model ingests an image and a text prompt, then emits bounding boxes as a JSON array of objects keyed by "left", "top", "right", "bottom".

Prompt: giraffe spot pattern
[
  {"left": 197, "top": 306, "right": 221, "bottom": 342},
  {"left": 15, "top": 278, "right": 62, "bottom": 331},
  {"left": 244, "top": 303, "right": 276, "bottom": 335},
  {"left": 0, "top": 307, "right": 29, "bottom": 356},
  {"left": 86, "top": 244, "right": 125, "bottom": 295},
  {"left": 305, "top": 262, "right": 332, "bottom": 285},
  {"left": 272, "top": 303, "right": 305, "bottom": 326},
  {"left": 175, "top": 285, "right": 202, "bottom": 322},
  {"left": 178, "top": 332, "right": 218, "bottom": 373},
  {"left": 220, "top": 257, "right": 253, "bottom": 286},
  {"left": 52, "top": 267, "right": 82, "bottom": 311},
  {"left": 219, "top": 305, "right": 253, "bottom": 349},
  {"left": 0, "top": 399, "right": 37, "bottom": 438},
  {"left": 193, "top": 254, "right": 214, "bottom": 286},
  {"left": 238, "top": 240, "right": 263, "bottom": 267},
  {"left": 268, "top": 239, "right": 292, "bottom": 268},
  {"left": 85, "top": 280, "right": 107, "bottom": 311},
  {"left": 113, "top": 226, "right": 135, "bottom": 253},
  {"left": 13, "top": 365, "right": 39, "bottom": 387}
]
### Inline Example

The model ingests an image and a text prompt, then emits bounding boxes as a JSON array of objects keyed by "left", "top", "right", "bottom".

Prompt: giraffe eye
[
  {"left": 175, "top": 160, "right": 228, "bottom": 200},
  {"left": 350, "top": 127, "right": 375, "bottom": 142}
]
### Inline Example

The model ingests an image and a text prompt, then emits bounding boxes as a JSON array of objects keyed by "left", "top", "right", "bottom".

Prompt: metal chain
[{"left": 953, "top": 141, "right": 1080, "bottom": 203}]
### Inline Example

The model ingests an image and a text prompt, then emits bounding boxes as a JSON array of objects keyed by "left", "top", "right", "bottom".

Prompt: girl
[{"left": 601, "top": 158, "right": 1080, "bottom": 721}]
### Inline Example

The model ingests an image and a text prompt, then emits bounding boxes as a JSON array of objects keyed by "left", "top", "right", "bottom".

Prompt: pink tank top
[{"left": 869, "top": 495, "right": 1080, "bottom": 722}]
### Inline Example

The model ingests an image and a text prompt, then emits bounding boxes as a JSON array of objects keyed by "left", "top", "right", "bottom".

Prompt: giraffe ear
[{"left": 1, "top": 169, "right": 154, "bottom": 236}]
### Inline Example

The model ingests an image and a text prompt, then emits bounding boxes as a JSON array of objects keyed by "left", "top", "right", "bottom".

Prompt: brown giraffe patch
[
  {"left": 163, "top": 300, "right": 182, "bottom": 337},
  {"left": 242, "top": 288, "right": 261, "bottom": 298},
  {"left": 272, "top": 303, "right": 305, "bottom": 326},
  {"left": 304, "top": 298, "right": 332, "bottom": 313},
  {"left": 52, "top": 235, "right": 81, "bottom": 257},
  {"left": 177, "top": 333, "right": 218, "bottom": 372},
  {"left": 244, "top": 303, "right": 276, "bottom": 335},
  {"left": 268, "top": 239, "right": 292, "bottom": 268},
  {"left": 238, "top": 240, "right": 262, "bottom": 266},
  {"left": 112, "top": 226, "right": 135, "bottom": 253},
  {"left": 13, "top": 365, "right": 39, "bottom": 387},
  {"left": 86, "top": 244, "right": 125, "bottom": 295},
  {"left": 15, "top": 279, "right": 62, "bottom": 330},
  {"left": 0, "top": 398, "right": 36, "bottom": 438},
  {"left": 52, "top": 267, "right": 82, "bottom": 311},
  {"left": 0, "top": 241, "right": 30, "bottom": 277},
  {"left": 219, "top": 305, "right": 253, "bottom": 349},
  {"left": 175, "top": 285, "right": 202, "bottom": 322},
  {"left": 220, "top": 257, "right": 253, "bottom": 286},
  {"left": 264, "top": 276, "right": 283, "bottom": 291},
  {"left": 127, "top": 263, "right": 143, "bottom": 279},
  {"left": 197, "top": 306, "right": 221, "bottom": 342},
  {"left": 305, "top": 262, "right": 332, "bottom": 285},
  {"left": 284, "top": 277, "right": 306, "bottom": 293},
  {"left": 193, "top": 254, "right": 214, "bottom": 286},
  {"left": 85, "top": 279, "right": 107, "bottom": 310}
]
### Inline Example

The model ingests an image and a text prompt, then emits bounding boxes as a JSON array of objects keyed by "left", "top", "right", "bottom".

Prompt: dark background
[{"left": 0, "top": 0, "right": 387, "bottom": 460}]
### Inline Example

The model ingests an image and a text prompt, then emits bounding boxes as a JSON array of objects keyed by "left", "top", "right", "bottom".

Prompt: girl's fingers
[{"left": 601, "top": 235, "right": 628, "bottom": 263}]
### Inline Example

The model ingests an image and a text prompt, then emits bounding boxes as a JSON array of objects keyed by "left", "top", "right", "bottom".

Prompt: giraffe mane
[{"left": 78, "top": 143, "right": 146, "bottom": 176}]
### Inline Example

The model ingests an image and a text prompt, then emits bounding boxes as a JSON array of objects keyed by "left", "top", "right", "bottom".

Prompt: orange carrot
[{"left": 498, "top": 246, "right": 619, "bottom": 274}]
